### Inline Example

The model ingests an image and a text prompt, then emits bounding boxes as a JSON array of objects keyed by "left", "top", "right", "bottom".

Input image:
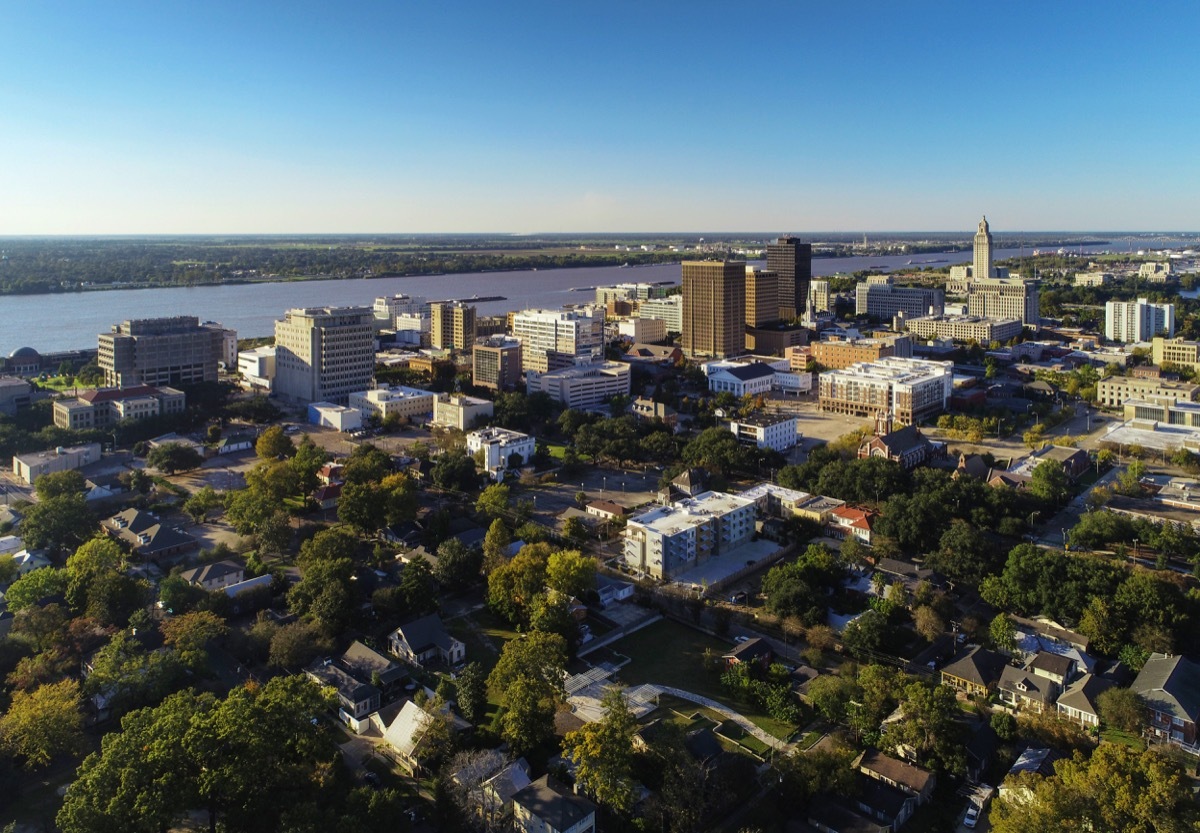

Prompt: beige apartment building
[
  {"left": 682, "top": 260, "right": 746, "bottom": 359},
  {"left": 818, "top": 357, "right": 953, "bottom": 424},
  {"left": 903, "top": 315, "right": 1024, "bottom": 343},
  {"left": 811, "top": 336, "right": 909, "bottom": 370},
  {"left": 1152, "top": 336, "right": 1200, "bottom": 373},
  {"left": 98, "top": 316, "right": 226, "bottom": 388},
  {"left": 273, "top": 307, "right": 375, "bottom": 405},
  {"left": 1095, "top": 376, "right": 1200, "bottom": 409},
  {"left": 966, "top": 279, "right": 1040, "bottom": 330},
  {"left": 430, "top": 301, "right": 476, "bottom": 352}
]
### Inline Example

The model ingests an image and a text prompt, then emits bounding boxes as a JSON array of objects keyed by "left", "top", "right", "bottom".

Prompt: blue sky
[{"left": 2, "top": 1, "right": 1197, "bottom": 233}]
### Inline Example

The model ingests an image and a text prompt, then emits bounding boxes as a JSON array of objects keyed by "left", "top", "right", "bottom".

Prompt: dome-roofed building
[{"left": 7, "top": 347, "right": 42, "bottom": 376}]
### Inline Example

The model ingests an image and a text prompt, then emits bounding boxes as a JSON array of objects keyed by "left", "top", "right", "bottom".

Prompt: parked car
[{"left": 964, "top": 804, "right": 980, "bottom": 829}]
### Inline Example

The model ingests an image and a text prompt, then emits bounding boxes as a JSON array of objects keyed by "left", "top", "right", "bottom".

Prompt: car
[
  {"left": 964, "top": 804, "right": 980, "bottom": 828},
  {"left": 734, "top": 635, "right": 750, "bottom": 643}
]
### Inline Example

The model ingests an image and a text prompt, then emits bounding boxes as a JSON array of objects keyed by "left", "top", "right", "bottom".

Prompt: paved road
[{"left": 650, "top": 684, "right": 794, "bottom": 753}]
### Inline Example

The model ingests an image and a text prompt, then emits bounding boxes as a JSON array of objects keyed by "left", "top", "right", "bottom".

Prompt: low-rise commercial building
[
  {"left": 0, "top": 377, "right": 32, "bottom": 416},
  {"left": 728, "top": 413, "right": 799, "bottom": 452},
  {"left": 903, "top": 315, "right": 1023, "bottom": 344},
  {"left": 467, "top": 427, "right": 535, "bottom": 480},
  {"left": 349, "top": 386, "right": 436, "bottom": 422},
  {"left": 1096, "top": 376, "right": 1200, "bottom": 409},
  {"left": 237, "top": 346, "right": 276, "bottom": 391},
  {"left": 432, "top": 394, "right": 494, "bottom": 431},
  {"left": 616, "top": 317, "right": 666, "bottom": 344},
  {"left": 525, "top": 361, "right": 631, "bottom": 410},
  {"left": 1151, "top": 336, "right": 1200, "bottom": 373},
  {"left": 1074, "top": 272, "right": 1112, "bottom": 287},
  {"left": 1124, "top": 397, "right": 1200, "bottom": 427},
  {"left": 12, "top": 443, "right": 103, "bottom": 485},
  {"left": 53, "top": 385, "right": 186, "bottom": 430},
  {"left": 622, "top": 490, "right": 755, "bottom": 580},
  {"left": 819, "top": 357, "right": 953, "bottom": 424},
  {"left": 308, "top": 402, "right": 363, "bottom": 432}
]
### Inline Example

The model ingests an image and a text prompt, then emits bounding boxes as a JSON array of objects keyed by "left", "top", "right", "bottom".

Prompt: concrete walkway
[{"left": 650, "top": 684, "right": 794, "bottom": 753}]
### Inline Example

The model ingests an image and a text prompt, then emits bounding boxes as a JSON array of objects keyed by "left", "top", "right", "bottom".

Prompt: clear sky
[{"left": 2, "top": 1, "right": 1198, "bottom": 233}]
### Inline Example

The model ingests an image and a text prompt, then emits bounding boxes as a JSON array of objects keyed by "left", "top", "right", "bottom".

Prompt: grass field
[
  {"left": 611, "top": 618, "right": 797, "bottom": 740},
  {"left": 444, "top": 609, "right": 522, "bottom": 718}
]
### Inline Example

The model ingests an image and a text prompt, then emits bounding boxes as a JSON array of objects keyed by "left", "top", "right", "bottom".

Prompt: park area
[{"left": 609, "top": 617, "right": 801, "bottom": 741}]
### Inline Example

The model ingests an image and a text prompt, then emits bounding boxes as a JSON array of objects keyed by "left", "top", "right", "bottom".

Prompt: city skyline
[{"left": 3, "top": 2, "right": 1198, "bottom": 234}]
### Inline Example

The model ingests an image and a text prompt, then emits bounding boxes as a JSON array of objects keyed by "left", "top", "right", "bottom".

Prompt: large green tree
[
  {"left": 564, "top": 687, "right": 637, "bottom": 814},
  {"left": 0, "top": 678, "right": 83, "bottom": 768},
  {"left": 20, "top": 494, "right": 95, "bottom": 553}
]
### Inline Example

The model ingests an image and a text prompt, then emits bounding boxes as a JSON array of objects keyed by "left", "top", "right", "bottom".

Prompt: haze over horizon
[{"left": 3, "top": 1, "right": 1198, "bottom": 235}]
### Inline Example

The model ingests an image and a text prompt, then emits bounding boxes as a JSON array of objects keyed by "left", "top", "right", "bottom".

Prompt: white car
[{"left": 964, "top": 804, "right": 980, "bottom": 829}]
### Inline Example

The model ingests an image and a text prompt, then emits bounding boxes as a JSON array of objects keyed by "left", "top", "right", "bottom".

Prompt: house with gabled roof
[
  {"left": 102, "top": 508, "right": 197, "bottom": 561},
  {"left": 1131, "top": 652, "right": 1200, "bottom": 747},
  {"left": 856, "top": 749, "right": 936, "bottom": 806},
  {"left": 180, "top": 560, "right": 244, "bottom": 591},
  {"left": 940, "top": 646, "right": 1008, "bottom": 698},
  {"left": 1056, "top": 673, "right": 1115, "bottom": 728},
  {"left": 512, "top": 774, "right": 597, "bottom": 833},
  {"left": 388, "top": 613, "right": 465, "bottom": 668},
  {"left": 830, "top": 506, "right": 877, "bottom": 545}
]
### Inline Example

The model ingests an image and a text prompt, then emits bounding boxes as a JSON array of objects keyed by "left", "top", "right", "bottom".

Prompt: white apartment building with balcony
[{"left": 622, "top": 491, "right": 755, "bottom": 580}]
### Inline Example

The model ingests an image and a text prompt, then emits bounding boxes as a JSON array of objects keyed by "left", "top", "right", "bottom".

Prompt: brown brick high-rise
[{"left": 682, "top": 260, "right": 745, "bottom": 359}]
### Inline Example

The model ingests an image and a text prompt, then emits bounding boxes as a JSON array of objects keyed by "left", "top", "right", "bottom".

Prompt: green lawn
[
  {"left": 544, "top": 443, "right": 569, "bottom": 460},
  {"left": 444, "top": 609, "right": 523, "bottom": 713},
  {"left": 1101, "top": 728, "right": 1145, "bottom": 749},
  {"left": 611, "top": 618, "right": 797, "bottom": 740}
]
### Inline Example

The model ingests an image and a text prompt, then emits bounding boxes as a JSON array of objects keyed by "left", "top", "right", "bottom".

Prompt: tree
[
  {"left": 146, "top": 442, "right": 204, "bottom": 474},
  {"left": 989, "top": 614, "right": 1018, "bottom": 655},
  {"left": 913, "top": 606, "right": 945, "bottom": 642},
  {"left": 475, "top": 484, "right": 510, "bottom": 519},
  {"left": 564, "top": 687, "right": 637, "bottom": 814},
  {"left": 432, "top": 450, "right": 479, "bottom": 492},
  {"left": 184, "top": 486, "right": 223, "bottom": 524},
  {"left": 481, "top": 518, "right": 512, "bottom": 575},
  {"left": 85, "top": 630, "right": 186, "bottom": 717},
  {"left": 255, "top": 425, "right": 295, "bottom": 460},
  {"left": 1029, "top": 459, "right": 1070, "bottom": 505},
  {"left": 1096, "top": 686, "right": 1145, "bottom": 734},
  {"left": 341, "top": 443, "right": 392, "bottom": 485},
  {"left": 561, "top": 516, "right": 588, "bottom": 543},
  {"left": 546, "top": 549, "right": 596, "bottom": 599},
  {"left": 161, "top": 610, "right": 228, "bottom": 670},
  {"left": 888, "top": 681, "right": 966, "bottom": 775},
  {"left": 489, "top": 631, "right": 567, "bottom": 695},
  {"left": 806, "top": 673, "right": 859, "bottom": 723},
  {"left": 990, "top": 712, "right": 1017, "bottom": 742},
  {"left": 34, "top": 469, "right": 85, "bottom": 501},
  {"left": 488, "top": 547, "right": 549, "bottom": 626},
  {"left": 990, "top": 745, "right": 1199, "bottom": 833},
  {"left": 500, "top": 675, "right": 555, "bottom": 757},
  {"left": 397, "top": 555, "right": 439, "bottom": 616},
  {"left": 435, "top": 538, "right": 482, "bottom": 589},
  {"left": 0, "top": 553, "right": 17, "bottom": 587},
  {"left": 379, "top": 472, "right": 418, "bottom": 527},
  {"left": 297, "top": 526, "right": 359, "bottom": 568},
  {"left": 269, "top": 621, "right": 335, "bottom": 669},
  {"left": 20, "top": 494, "right": 96, "bottom": 553},
  {"left": 454, "top": 661, "right": 488, "bottom": 725},
  {"left": 0, "top": 679, "right": 83, "bottom": 768},
  {"left": 337, "top": 480, "right": 389, "bottom": 533},
  {"left": 4, "top": 566, "right": 68, "bottom": 612},
  {"left": 288, "top": 557, "right": 354, "bottom": 632},
  {"left": 289, "top": 436, "right": 328, "bottom": 496}
]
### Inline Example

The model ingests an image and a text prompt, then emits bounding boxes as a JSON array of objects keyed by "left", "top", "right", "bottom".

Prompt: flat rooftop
[
  {"left": 670, "top": 538, "right": 782, "bottom": 590},
  {"left": 628, "top": 490, "right": 754, "bottom": 535}
]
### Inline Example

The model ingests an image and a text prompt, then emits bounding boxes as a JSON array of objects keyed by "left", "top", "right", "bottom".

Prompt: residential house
[
  {"left": 1056, "top": 674, "right": 1115, "bottom": 728},
  {"left": 873, "top": 558, "right": 947, "bottom": 595},
  {"left": 857, "top": 425, "right": 943, "bottom": 471},
  {"left": 11, "top": 549, "right": 52, "bottom": 576},
  {"left": 856, "top": 749, "right": 936, "bottom": 806},
  {"left": 340, "top": 640, "right": 409, "bottom": 704},
  {"left": 1131, "top": 652, "right": 1200, "bottom": 747},
  {"left": 998, "top": 747, "right": 1062, "bottom": 805},
  {"left": 852, "top": 773, "right": 918, "bottom": 830},
  {"left": 722, "top": 637, "right": 773, "bottom": 670},
  {"left": 215, "top": 432, "right": 256, "bottom": 455},
  {"left": 481, "top": 758, "right": 533, "bottom": 822},
  {"left": 629, "top": 398, "right": 678, "bottom": 428},
  {"left": 180, "top": 560, "right": 245, "bottom": 591},
  {"left": 512, "top": 774, "right": 597, "bottom": 833},
  {"left": 1010, "top": 445, "right": 1091, "bottom": 482},
  {"left": 381, "top": 700, "right": 443, "bottom": 773},
  {"left": 998, "top": 666, "right": 1058, "bottom": 714},
  {"left": 101, "top": 509, "right": 197, "bottom": 561},
  {"left": 306, "top": 660, "right": 381, "bottom": 734},
  {"left": 829, "top": 506, "right": 876, "bottom": 545},
  {"left": 941, "top": 646, "right": 1008, "bottom": 698},
  {"left": 388, "top": 613, "right": 466, "bottom": 668},
  {"left": 312, "top": 482, "right": 343, "bottom": 511},
  {"left": 585, "top": 500, "right": 627, "bottom": 522}
]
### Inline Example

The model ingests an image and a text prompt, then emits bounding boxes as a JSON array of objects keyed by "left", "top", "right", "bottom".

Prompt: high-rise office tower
[
  {"left": 744, "top": 267, "right": 780, "bottom": 327},
  {"left": 273, "top": 307, "right": 375, "bottom": 404},
  {"left": 430, "top": 301, "right": 476, "bottom": 351},
  {"left": 682, "top": 260, "right": 746, "bottom": 359},
  {"left": 767, "top": 236, "right": 813, "bottom": 321},
  {"left": 973, "top": 216, "right": 994, "bottom": 280},
  {"left": 511, "top": 307, "right": 605, "bottom": 373},
  {"left": 98, "top": 316, "right": 226, "bottom": 388}
]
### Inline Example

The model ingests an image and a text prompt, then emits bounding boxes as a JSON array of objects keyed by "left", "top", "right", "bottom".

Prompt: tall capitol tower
[{"left": 973, "top": 215, "right": 994, "bottom": 279}]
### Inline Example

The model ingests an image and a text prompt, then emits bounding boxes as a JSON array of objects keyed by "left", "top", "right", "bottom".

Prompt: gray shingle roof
[
  {"left": 1055, "top": 674, "right": 1114, "bottom": 718},
  {"left": 1132, "top": 653, "right": 1200, "bottom": 723},
  {"left": 512, "top": 775, "right": 596, "bottom": 830}
]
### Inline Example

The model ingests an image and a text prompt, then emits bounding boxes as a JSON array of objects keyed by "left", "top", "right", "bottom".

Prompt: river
[{"left": 0, "top": 243, "right": 1122, "bottom": 355}]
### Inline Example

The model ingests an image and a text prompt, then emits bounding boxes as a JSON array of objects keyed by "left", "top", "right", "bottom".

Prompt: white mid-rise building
[
  {"left": 703, "top": 358, "right": 812, "bottom": 398},
  {"left": 237, "top": 346, "right": 277, "bottom": 392},
  {"left": 392, "top": 313, "right": 431, "bottom": 347},
  {"left": 432, "top": 394, "right": 494, "bottom": 431},
  {"left": 349, "top": 386, "right": 437, "bottom": 422},
  {"left": 616, "top": 317, "right": 666, "bottom": 344},
  {"left": 466, "top": 427, "right": 536, "bottom": 481},
  {"left": 622, "top": 491, "right": 756, "bottom": 580},
  {"left": 511, "top": 307, "right": 604, "bottom": 373},
  {"left": 728, "top": 413, "right": 800, "bottom": 452},
  {"left": 274, "top": 307, "right": 375, "bottom": 405},
  {"left": 635, "top": 296, "right": 683, "bottom": 334},
  {"left": 373, "top": 294, "right": 430, "bottom": 325},
  {"left": 525, "top": 361, "right": 631, "bottom": 410},
  {"left": 1106, "top": 298, "right": 1175, "bottom": 343},
  {"left": 819, "top": 357, "right": 953, "bottom": 424}
]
